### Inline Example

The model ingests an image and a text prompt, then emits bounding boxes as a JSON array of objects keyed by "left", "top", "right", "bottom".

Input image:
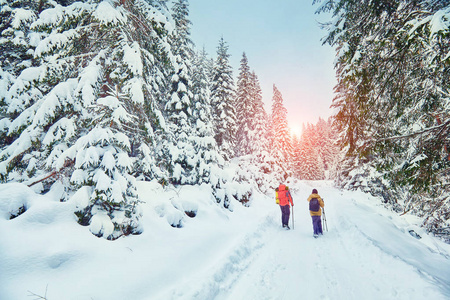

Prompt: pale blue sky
[{"left": 189, "top": 0, "right": 336, "bottom": 134}]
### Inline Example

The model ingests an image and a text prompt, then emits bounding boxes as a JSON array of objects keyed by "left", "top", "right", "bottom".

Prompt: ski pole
[
  {"left": 322, "top": 198, "right": 328, "bottom": 232},
  {"left": 322, "top": 207, "right": 328, "bottom": 232},
  {"left": 291, "top": 205, "right": 294, "bottom": 230}
]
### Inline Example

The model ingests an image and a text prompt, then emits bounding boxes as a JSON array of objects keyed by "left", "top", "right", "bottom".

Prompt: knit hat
[{"left": 312, "top": 189, "right": 318, "bottom": 194}]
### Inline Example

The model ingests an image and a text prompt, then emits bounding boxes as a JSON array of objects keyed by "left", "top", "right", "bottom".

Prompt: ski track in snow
[
  {"left": 156, "top": 214, "right": 276, "bottom": 300},
  {"left": 1, "top": 181, "right": 450, "bottom": 300}
]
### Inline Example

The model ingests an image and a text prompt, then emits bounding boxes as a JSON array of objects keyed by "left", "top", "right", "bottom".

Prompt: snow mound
[{"left": 0, "top": 182, "right": 35, "bottom": 220}]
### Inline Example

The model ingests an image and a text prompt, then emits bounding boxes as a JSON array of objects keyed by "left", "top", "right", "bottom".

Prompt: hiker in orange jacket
[
  {"left": 307, "top": 188, "right": 324, "bottom": 238},
  {"left": 276, "top": 184, "right": 294, "bottom": 229}
]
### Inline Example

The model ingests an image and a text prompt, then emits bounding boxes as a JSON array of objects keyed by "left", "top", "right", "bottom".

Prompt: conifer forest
[{"left": 1, "top": 0, "right": 449, "bottom": 243}]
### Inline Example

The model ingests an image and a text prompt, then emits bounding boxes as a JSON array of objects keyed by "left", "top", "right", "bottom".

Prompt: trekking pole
[
  {"left": 322, "top": 198, "right": 328, "bottom": 232},
  {"left": 322, "top": 207, "right": 328, "bottom": 232},
  {"left": 291, "top": 205, "right": 294, "bottom": 230}
]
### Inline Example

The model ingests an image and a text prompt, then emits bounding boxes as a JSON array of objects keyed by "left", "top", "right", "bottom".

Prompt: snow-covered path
[
  {"left": 1, "top": 180, "right": 450, "bottom": 299},
  {"left": 158, "top": 181, "right": 450, "bottom": 300}
]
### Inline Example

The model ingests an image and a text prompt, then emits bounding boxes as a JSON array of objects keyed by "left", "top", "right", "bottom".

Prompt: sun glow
[{"left": 290, "top": 124, "right": 302, "bottom": 137}]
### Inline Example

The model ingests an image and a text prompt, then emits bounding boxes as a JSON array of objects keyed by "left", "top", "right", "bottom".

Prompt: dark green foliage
[{"left": 75, "top": 207, "right": 91, "bottom": 226}]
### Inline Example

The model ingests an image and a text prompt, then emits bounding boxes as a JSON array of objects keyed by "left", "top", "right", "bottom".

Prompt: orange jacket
[
  {"left": 307, "top": 193, "right": 324, "bottom": 216},
  {"left": 277, "top": 185, "right": 294, "bottom": 207}
]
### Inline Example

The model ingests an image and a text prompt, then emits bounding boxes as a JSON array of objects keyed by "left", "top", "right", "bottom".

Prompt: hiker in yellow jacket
[{"left": 307, "top": 189, "right": 324, "bottom": 238}]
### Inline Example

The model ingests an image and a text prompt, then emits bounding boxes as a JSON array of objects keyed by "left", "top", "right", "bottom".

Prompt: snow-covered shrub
[{"left": 61, "top": 127, "right": 142, "bottom": 239}]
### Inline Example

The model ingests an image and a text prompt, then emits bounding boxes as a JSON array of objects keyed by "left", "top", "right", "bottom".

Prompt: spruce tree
[
  {"left": 315, "top": 0, "right": 450, "bottom": 239},
  {"left": 210, "top": 37, "right": 237, "bottom": 161},
  {"left": 249, "top": 71, "right": 270, "bottom": 157},
  {"left": 0, "top": 0, "right": 174, "bottom": 239},
  {"left": 236, "top": 67, "right": 280, "bottom": 192},
  {"left": 291, "top": 133, "right": 302, "bottom": 178},
  {"left": 295, "top": 123, "right": 321, "bottom": 180},
  {"left": 157, "top": 0, "right": 201, "bottom": 185},
  {"left": 270, "top": 84, "right": 292, "bottom": 177},
  {"left": 235, "top": 52, "right": 253, "bottom": 156},
  {"left": 191, "top": 48, "right": 223, "bottom": 184}
]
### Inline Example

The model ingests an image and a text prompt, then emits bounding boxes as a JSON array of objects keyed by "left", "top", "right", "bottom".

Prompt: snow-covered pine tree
[
  {"left": 0, "top": 0, "right": 174, "bottom": 239},
  {"left": 248, "top": 71, "right": 269, "bottom": 157},
  {"left": 190, "top": 48, "right": 224, "bottom": 184},
  {"left": 210, "top": 37, "right": 237, "bottom": 161},
  {"left": 315, "top": 0, "right": 450, "bottom": 240},
  {"left": 158, "top": 0, "right": 199, "bottom": 185},
  {"left": 121, "top": 0, "right": 172, "bottom": 182},
  {"left": 291, "top": 133, "right": 302, "bottom": 178},
  {"left": 235, "top": 52, "right": 253, "bottom": 156},
  {"left": 293, "top": 118, "right": 340, "bottom": 180},
  {"left": 270, "top": 84, "right": 292, "bottom": 178},
  {"left": 234, "top": 68, "right": 281, "bottom": 193},
  {"left": 297, "top": 123, "right": 324, "bottom": 180},
  {"left": 312, "top": 117, "right": 340, "bottom": 179},
  {"left": 296, "top": 140, "right": 309, "bottom": 180},
  {"left": 248, "top": 71, "right": 283, "bottom": 190},
  {"left": 322, "top": 117, "right": 341, "bottom": 179},
  {"left": 315, "top": 118, "right": 327, "bottom": 166}
]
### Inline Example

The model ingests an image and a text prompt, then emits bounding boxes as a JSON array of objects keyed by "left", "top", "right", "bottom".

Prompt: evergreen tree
[
  {"left": 190, "top": 48, "right": 223, "bottom": 184},
  {"left": 270, "top": 84, "right": 292, "bottom": 177},
  {"left": 235, "top": 52, "right": 253, "bottom": 156},
  {"left": 297, "top": 123, "right": 325, "bottom": 180},
  {"left": 158, "top": 0, "right": 200, "bottom": 185},
  {"left": 0, "top": 0, "right": 175, "bottom": 239},
  {"left": 291, "top": 133, "right": 302, "bottom": 178},
  {"left": 315, "top": 0, "right": 450, "bottom": 239},
  {"left": 292, "top": 118, "right": 339, "bottom": 180},
  {"left": 323, "top": 117, "right": 341, "bottom": 179},
  {"left": 210, "top": 37, "right": 237, "bottom": 160},
  {"left": 238, "top": 69, "right": 280, "bottom": 192},
  {"left": 314, "top": 117, "right": 339, "bottom": 178},
  {"left": 249, "top": 71, "right": 270, "bottom": 157}
]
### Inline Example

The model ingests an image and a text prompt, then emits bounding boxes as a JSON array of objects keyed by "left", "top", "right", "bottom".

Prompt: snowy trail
[
  {"left": 160, "top": 182, "right": 450, "bottom": 300},
  {"left": 1, "top": 181, "right": 450, "bottom": 300}
]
